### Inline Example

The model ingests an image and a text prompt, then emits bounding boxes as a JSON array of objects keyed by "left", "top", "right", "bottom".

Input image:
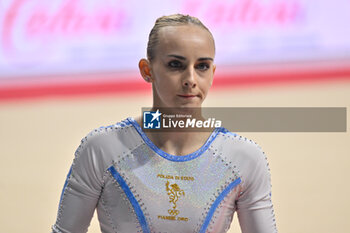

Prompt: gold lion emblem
[{"left": 166, "top": 181, "right": 185, "bottom": 216}]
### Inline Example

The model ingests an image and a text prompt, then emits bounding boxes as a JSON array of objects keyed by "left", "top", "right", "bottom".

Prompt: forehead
[{"left": 155, "top": 25, "right": 215, "bottom": 58}]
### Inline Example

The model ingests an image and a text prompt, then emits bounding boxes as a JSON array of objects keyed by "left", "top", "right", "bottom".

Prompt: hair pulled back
[{"left": 147, "top": 14, "right": 215, "bottom": 62}]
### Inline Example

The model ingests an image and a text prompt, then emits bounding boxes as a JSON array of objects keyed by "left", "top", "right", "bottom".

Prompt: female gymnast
[{"left": 52, "top": 14, "right": 277, "bottom": 233}]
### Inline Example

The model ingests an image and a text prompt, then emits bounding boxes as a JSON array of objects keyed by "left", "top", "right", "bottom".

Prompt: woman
[{"left": 52, "top": 14, "right": 277, "bottom": 233}]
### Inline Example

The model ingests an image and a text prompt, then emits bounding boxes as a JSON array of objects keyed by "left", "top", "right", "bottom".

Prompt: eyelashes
[
  {"left": 168, "top": 60, "right": 183, "bottom": 69},
  {"left": 196, "top": 63, "right": 210, "bottom": 70},
  {"left": 167, "top": 60, "right": 210, "bottom": 71}
]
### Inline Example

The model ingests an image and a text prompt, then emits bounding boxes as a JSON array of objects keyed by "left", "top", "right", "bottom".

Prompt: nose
[{"left": 182, "top": 67, "right": 197, "bottom": 88}]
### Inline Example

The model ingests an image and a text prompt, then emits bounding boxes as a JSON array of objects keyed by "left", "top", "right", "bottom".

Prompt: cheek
[
  {"left": 153, "top": 74, "right": 178, "bottom": 97},
  {"left": 199, "top": 75, "right": 213, "bottom": 91},
  {"left": 155, "top": 76, "right": 172, "bottom": 90},
  {"left": 154, "top": 70, "right": 179, "bottom": 87}
]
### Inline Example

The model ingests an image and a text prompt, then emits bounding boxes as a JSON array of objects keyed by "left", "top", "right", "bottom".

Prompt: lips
[{"left": 177, "top": 94, "right": 198, "bottom": 98}]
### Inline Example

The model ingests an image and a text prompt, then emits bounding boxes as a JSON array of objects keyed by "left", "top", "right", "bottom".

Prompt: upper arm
[
  {"left": 236, "top": 144, "right": 277, "bottom": 233},
  {"left": 52, "top": 136, "right": 105, "bottom": 233}
]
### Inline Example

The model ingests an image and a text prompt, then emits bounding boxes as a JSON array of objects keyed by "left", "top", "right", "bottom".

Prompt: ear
[{"left": 139, "top": 58, "right": 153, "bottom": 83}]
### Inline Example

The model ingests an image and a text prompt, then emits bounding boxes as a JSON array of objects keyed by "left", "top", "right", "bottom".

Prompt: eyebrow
[{"left": 167, "top": 54, "right": 214, "bottom": 61}]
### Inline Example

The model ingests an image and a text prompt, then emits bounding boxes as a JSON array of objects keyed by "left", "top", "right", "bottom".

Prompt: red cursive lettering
[
  {"left": 2, "top": 0, "right": 129, "bottom": 56},
  {"left": 2, "top": 0, "right": 27, "bottom": 54},
  {"left": 182, "top": 0, "right": 304, "bottom": 29}
]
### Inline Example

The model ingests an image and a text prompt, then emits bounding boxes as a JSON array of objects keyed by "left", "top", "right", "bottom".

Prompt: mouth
[{"left": 177, "top": 94, "right": 198, "bottom": 98}]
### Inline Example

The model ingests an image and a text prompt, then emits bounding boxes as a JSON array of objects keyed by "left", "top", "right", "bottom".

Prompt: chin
[{"left": 178, "top": 103, "right": 202, "bottom": 109}]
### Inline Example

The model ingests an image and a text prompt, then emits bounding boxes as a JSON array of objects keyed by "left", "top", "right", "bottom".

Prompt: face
[{"left": 141, "top": 24, "right": 216, "bottom": 109}]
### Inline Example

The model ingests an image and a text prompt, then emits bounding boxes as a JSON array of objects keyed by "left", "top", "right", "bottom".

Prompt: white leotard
[{"left": 52, "top": 117, "right": 277, "bottom": 233}]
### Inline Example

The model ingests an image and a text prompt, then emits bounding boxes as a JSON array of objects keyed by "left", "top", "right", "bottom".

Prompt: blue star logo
[{"left": 143, "top": 109, "right": 162, "bottom": 129}]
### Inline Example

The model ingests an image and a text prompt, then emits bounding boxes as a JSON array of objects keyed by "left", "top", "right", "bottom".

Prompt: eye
[
  {"left": 196, "top": 63, "right": 210, "bottom": 71},
  {"left": 168, "top": 60, "right": 183, "bottom": 69}
]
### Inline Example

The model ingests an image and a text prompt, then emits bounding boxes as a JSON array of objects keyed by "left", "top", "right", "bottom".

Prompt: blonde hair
[{"left": 147, "top": 14, "right": 215, "bottom": 61}]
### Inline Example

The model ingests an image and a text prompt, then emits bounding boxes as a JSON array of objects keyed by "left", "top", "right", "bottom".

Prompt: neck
[{"left": 133, "top": 115, "right": 214, "bottom": 156}]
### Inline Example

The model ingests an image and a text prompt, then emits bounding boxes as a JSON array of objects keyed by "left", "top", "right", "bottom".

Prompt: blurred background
[{"left": 0, "top": 0, "right": 349, "bottom": 232}]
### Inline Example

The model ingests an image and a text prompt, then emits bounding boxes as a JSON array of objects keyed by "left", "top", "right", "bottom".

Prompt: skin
[
  {"left": 136, "top": 24, "right": 216, "bottom": 156},
  {"left": 139, "top": 24, "right": 216, "bottom": 109}
]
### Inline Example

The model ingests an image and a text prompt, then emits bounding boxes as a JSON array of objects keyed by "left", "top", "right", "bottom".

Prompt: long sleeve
[
  {"left": 52, "top": 135, "right": 105, "bottom": 233},
  {"left": 51, "top": 122, "right": 278, "bottom": 233},
  {"left": 236, "top": 145, "right": 277, "bottom": 233}
]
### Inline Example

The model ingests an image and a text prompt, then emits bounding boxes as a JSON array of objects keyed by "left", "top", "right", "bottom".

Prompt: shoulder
[
  {"left": 214, "top": 128, "right": 268, "bottom": 167},
  {"left": 82, "top": 118, "right": 141, "bottom": 145},
  {"left": 214, "top": 128, "right": 273, "bottom": 197},
  {"left": 75, "top": 118, "right": 142, "bottom": 159},
  {"left": 70, "top": 118, "right": 144, "bottom": 178}
]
